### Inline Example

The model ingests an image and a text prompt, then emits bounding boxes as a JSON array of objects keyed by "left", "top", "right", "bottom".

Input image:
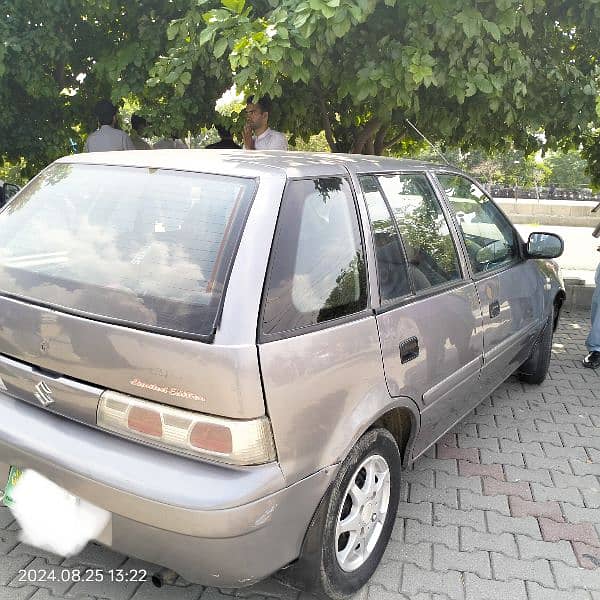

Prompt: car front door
[
  {"left": 434, "top": 173, "right": 543, "bottom": 396},
  {"left": 360, "top": 173, "right": 484, "bottom": 459}
]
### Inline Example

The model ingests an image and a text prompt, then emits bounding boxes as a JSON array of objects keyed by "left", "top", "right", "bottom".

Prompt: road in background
[{"left": 516, "top": 224, "right": 599, "bottom": 284}]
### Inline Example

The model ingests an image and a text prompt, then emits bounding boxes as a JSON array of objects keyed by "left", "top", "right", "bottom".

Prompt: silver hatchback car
[{"left": 0, "top": 151, "right": 564, "bottom": 598}]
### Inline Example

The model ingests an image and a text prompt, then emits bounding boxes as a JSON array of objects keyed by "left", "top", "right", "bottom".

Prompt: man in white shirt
[
  {"left": 153, "top": 132, "right": 188, "bottom": 149},
  {"left": 243, "top": 96, "right": 288, "bottom": 150},
  {"left": 84, "top": 100, "right": 136, "bottom": 152}
]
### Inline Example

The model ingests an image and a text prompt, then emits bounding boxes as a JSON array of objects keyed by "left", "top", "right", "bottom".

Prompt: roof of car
[{"left": 58, "top": 150, "right": 452, "bottom": 179}]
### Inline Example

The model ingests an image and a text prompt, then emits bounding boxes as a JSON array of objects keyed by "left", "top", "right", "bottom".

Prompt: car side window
[
  {"left": 377, "top": 173, "right": 462, "bottom": 290},
  {"left": 360, "top": 175, "right": 412, "bottom": 302},
  {"left": 437, "top": 173, "right": 519, "bottom": 274},
  {"left": 262, "top": 177, "right": 368, "bottom": 336}
]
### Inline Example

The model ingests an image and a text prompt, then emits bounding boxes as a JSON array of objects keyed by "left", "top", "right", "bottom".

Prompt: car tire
[
  {"left": 517, "top": 312, "right": 554, "bottom": 385},
  {"left": 279, "top": 428, "right": 401, "bottom": 600}
]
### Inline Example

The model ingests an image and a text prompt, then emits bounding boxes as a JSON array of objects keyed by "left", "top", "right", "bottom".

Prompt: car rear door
[
  {"left": 359, "top": 172, "right": 484, "bottom": 459},
  {"left": 434, "top": 173, "right": 543, "bottom": 395}
]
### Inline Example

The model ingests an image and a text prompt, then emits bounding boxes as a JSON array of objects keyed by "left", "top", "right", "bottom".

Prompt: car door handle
[
  {"left": 400, "top": 337, "right": 419, "bottom": 364},
  {"left": 489, "top": 300, "right": 500, "bottom": 319}
]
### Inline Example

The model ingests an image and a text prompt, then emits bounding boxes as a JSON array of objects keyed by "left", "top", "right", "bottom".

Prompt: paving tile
[
  {"left": 436, "top": 472, "right": 482, "bottom": 494},
  {"left": 458, "top": 435, "right": 499, "bottom": 452},
  {"left": 437, "top": 446, "right": 478, "bottom": 462},
  {"left": 504, "top": 464, "right": 553, "bottom": 486},
  {"left": 432, "top": 505, "right": 485, "bottom": 531},
  {"left": 490, "top": 553, "right": 554, "bottom": 586},
  {"left": 531, "top": 483, "right": 584, "bottom": 506},
  {"left": 384, "top": 540, "right": 432, "bottom": 570},
  {"left": 459, "top": 490, "right": 509, "bottom": 515},
  {"left": 526, "top": 581, "right": 593, "bottom": 600},
  {"left": 539, "top": 518, "right": 600, "bottom": 545},
  {"left": 482, "top": 477, "right": 532, "bottom": 500},
  {"left": 571, "top": 460, "right": 600, "bottom": 477},
  {"left": 515, "top": 535, "right": 578, "bottom": 566},
  {"left": 433, "top": 546, "right": 491, "bottom": 579},
  {"left": 524, "top": 454, "right": 573, "bottom": 474},
  {"left": 410, "top": 484, "right": 458, "bottom": 508},
  {"left": 396, "top": 501, "right": 433, "bottom": 524},
  {"left": 551, "top": 560, "right": 600, "bottom": 591},
  {"left": 463, "top": 573, "right": 526, "bottom": 600},
  {"left": 486, "top": 512, "right": 541, "bottom": 538},
  {"left": 460, "top": 528, "right": 518, "bottom": 557},
  {"left": 508, "top": 496, "right": 563, "bottom": 521},
  {"left": 572, "top": 541, "right": 600, "bottom": 570},
  {"left": 404, "top": 521, "right": 459, "bottom": 550},
  {"left": 458, "top": 461, "right": 503, "bottom": 481},
  {"left": 479, "top": 449, "right": 524, "bottom": 467},
  {"left": 562, "top": 504, "right": 600, "bottom": 526},
  {"left": 401, "top": 564, "right": 464, "bottom": 600}
]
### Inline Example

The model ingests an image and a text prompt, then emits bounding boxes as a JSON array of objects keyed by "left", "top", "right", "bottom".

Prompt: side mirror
[
  {"left": 525, "top": 232, "right": 564, "bottom": 259},
  {"left": 0, "top": 182, "right": 20, "bottom": 208}
]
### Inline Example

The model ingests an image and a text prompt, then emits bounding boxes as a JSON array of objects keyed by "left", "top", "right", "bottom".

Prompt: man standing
[
  {"left": 583, "top": 203, "right": 600, "bottom": 369},
  {"left": 153, "top": 132, "right": 188, "bottom": 149},
  {"left": 130, "top": 115, "right": 151, "bottom": 150},
  {"left": 206, "top": 125, "right": 241, "bottom": 149},
  {"left": 84, "top": 100, "right": 135, "bottom": 152},
  {"left": 243, "top": 96, "right": 288, "bottom": 150}
]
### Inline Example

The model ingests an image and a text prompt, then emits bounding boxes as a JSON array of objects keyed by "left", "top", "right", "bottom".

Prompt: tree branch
[{"left": 383, "top": 131, "right": 406, "bottom": 149}]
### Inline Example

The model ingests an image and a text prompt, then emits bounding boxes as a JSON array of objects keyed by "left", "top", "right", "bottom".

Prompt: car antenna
[{"left": 405, "top": 118, "right": 452, "bottom": 166}]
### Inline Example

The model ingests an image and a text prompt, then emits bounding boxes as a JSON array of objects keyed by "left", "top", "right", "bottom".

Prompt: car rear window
[{"left": 0, "top": 163, "right": 256, "bottom": 338}]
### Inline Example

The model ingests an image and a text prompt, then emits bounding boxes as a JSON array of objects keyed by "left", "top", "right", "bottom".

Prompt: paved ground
[{"left": 0, "top": 309, "right": 599, "bottom": 600}]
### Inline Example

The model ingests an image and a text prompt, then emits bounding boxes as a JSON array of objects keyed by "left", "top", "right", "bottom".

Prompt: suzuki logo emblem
[{"left": 34, "top": 381, "right": 54, "bottom": 407}]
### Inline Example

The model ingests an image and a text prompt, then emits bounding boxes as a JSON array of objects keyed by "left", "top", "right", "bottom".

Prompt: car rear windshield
[{"left": 0, "top": 163, "right": 256, "bottom": 338}]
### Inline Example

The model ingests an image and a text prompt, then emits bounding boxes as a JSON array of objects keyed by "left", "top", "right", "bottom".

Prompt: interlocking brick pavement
[{"left": 0, "top": 309, "right": 599, "bottom": 600}]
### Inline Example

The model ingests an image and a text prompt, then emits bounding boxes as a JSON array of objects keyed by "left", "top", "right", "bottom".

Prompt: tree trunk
[
  {"left": 351, "top": 118, "right": 382, "bottom": 154},
  {"left": 374, "top": 124, "right": 389, "bottom": 155},
  {"left": 317, "top": 94, "right": 337, "bottom": 152},
  {"left": 364, "top": 137, "right": 375, "bottom": 154}
]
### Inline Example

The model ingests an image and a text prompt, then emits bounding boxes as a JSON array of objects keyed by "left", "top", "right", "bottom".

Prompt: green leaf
[
  {"left": 198, "top": 26, "right": 215, "bottom": 46},
  {"left": 291, "top": 48, "right": 303, "bottom": 66},
  {"left": 483, "top": 20, "right": 501, "bottom": 41},
  {"left": 213, "top": 37, "right": 228, "bottom": 58},
  {"left": 180, "top": 71, "right": 192, "bottom": 85},
  {"left": 474, "top": 74, "right": 493, "bottom": 93},
  {"left": 167, "top": 21, "right": 180, "bottom": 41},
  {"left": 221, "top": 0, "right": 245, "bottom": 13},
  {"left": 268, "top": 45, "right": 284, "bottom": 61},
  {"left": 520, "top": 14, "right": 533, "bottom": 37},
  {"left": 332, "top": 19, "right": 351, "bottom": 37}
]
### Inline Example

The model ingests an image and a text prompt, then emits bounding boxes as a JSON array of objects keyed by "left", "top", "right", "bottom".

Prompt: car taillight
[{"left": 97, "top": 391, "right": 276, "bottom": 466}]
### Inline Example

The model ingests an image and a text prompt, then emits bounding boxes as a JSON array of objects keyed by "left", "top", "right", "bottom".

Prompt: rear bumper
[{"left": 0, "top": 396, "right": 336, "bottom": 586}]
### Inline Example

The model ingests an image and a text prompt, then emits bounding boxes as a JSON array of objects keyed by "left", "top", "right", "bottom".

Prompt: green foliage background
[{"left": 1, "top": 0, "right": 600, "bottom": 185}]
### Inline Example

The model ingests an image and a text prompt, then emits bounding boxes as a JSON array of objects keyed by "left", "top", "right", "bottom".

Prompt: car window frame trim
[
  {"left": 368, "top": 169, "right": 470, "bottom": 286},
  {"left": 0, "top": 163, "right": 260, "bottom": 343},
  {"left": 258, "top": 174, "right": 372, "bottom": 344},
  {"left": 431, "top": 169, "right": 525, "bottom": 281}
]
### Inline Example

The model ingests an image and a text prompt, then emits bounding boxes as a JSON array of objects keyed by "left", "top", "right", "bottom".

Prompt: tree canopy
[{"left": 1, "top": 0, "right": 600, "bottom": 178}]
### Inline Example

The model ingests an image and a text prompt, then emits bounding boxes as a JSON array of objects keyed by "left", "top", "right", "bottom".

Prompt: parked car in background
[
  {"left": 0, "top": 179, "right": 20, "bottom": 208},
  {"left": 0, "top": 151, "right": 564, "bottom": 599}
]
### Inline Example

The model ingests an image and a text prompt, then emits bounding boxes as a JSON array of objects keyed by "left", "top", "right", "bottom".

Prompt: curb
[{"left": 564, "top": 278, "right": 595, "bottom": 311}]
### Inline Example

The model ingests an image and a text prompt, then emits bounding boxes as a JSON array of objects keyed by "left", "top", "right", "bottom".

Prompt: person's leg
[{"left": 583, "top": 262, "right": 600, "bottom": 367}]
